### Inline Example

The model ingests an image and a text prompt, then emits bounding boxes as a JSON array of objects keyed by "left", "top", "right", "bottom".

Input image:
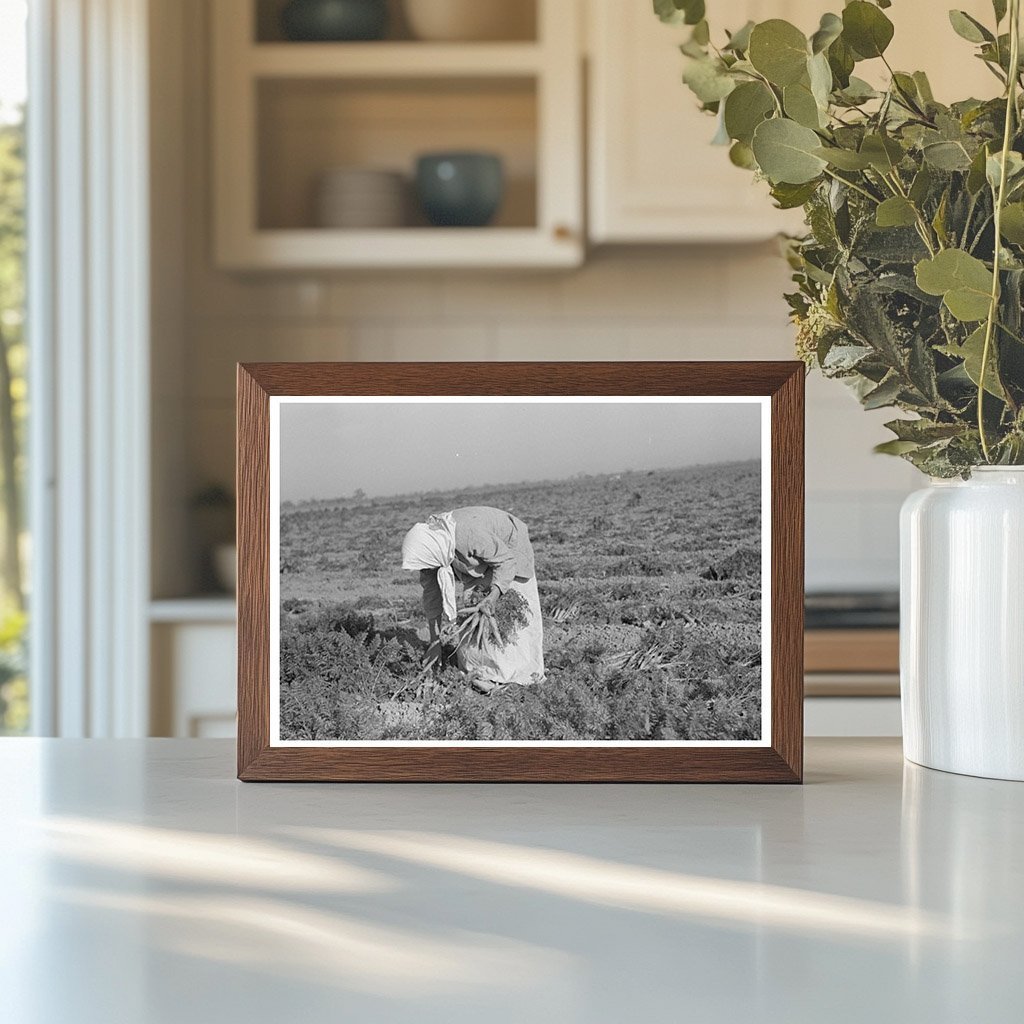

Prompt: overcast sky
[
  {"left": 278, "top": 400, "right": 761, "bottom": 502},
  {"left": 0, "top": 1, "right": 26, "bottom": 123}
]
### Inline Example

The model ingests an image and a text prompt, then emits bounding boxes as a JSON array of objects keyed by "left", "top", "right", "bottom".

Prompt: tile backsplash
[{"left": 181, "top": 246, "right": 916, "bottom": 593}]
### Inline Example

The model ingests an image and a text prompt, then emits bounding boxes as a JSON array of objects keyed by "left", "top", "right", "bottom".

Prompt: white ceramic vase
[{"left": 900, "top": 467, "right": 1024, "bottom": 780}]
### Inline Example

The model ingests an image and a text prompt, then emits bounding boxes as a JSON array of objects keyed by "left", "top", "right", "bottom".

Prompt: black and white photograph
[{"left": 271, "top": 397, "right": 770, "bottom": 745}]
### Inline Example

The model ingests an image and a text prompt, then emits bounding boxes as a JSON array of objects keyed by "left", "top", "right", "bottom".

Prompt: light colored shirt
[{"left": 420, "top": 506, "right": 535, "bottom": 619}]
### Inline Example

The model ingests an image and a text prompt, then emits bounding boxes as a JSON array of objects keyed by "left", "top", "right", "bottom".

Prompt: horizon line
[{"left": 281, "top": 457, "right": 761, "bottom": 507}]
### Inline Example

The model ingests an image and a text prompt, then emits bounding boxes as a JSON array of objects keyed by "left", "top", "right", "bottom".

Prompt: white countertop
[{"left": 1, "top": 738, "right": 1019, "bottom": 1023}]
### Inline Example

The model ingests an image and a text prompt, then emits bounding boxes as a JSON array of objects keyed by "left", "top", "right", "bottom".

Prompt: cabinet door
[
  {"left": 587, "top": 0, "right": 808, "bottom": 242},
  {"left": 587, "top": 0, "right": 996, "bottom": 244}
]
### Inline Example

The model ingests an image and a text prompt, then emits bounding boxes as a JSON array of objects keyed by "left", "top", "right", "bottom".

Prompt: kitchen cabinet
[
  {"left": 150, "top": 600, "right": 237, "bottom": 738},
  {"left": 211, "top": 0, "right": 583, "bottom": 269},
  {"left": 587, "top": 0, "right": 998, "bottom": 244}
]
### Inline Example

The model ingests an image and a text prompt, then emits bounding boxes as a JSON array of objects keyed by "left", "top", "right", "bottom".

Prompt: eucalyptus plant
[{"left": 657, "top": 0, "right": 1024, "bottom": 475}]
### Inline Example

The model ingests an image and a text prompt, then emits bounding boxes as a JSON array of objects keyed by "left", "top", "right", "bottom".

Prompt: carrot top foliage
[{"left": 279, "top": 462, "right": 763, "bottom": 742}]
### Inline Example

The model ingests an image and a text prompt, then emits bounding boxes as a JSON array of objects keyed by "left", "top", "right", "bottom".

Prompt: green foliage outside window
[{"left": 0, "top": 110, "right": 27, "bottom": 733}]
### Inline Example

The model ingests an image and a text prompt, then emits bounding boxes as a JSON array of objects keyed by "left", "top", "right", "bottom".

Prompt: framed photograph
[{"left": 237, "top": 362, "right": 804, "bottom": 782}]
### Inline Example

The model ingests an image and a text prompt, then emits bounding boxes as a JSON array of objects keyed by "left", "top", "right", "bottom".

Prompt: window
[{"left": 0, "top": 0, "right": 28, "bottom": 734}]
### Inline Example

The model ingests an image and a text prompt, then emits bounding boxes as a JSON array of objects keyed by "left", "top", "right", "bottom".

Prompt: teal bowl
[
  {"left": 281, "top": 0, "right": 388, "bottom": 42},
  {"left": 415, "top": 153, "right": 505, "bottom": 228}
]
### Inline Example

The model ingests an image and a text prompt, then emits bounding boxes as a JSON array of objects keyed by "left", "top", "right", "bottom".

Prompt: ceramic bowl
[
  {"left": 316, "top": 168, "right": 407, "bottom": 228},
  {"left": 415, "top": 152, "right": 504, "bottom": 228},
  {"left": 403, "top": 0, "right": 534, "bottom": 42},
  {"left": 281, "top": 0, "right": 388, "bottom": 42}
]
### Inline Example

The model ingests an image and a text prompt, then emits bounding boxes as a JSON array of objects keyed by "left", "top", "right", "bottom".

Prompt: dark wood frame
[{"left": 237, "top": 362, "right": 804, "bottom": 782}]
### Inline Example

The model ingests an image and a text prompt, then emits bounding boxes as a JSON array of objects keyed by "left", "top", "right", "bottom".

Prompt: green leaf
[
  {"left": 915, "top": 250, "right": 994, "bottom": 322},
  {"left": 913, "top": 71, "right": 935, "bottom": 104},
  {"left": 748, "top": 20, "right": 809, "bottom": 86},
  {"left": 680, "top": 37, "right": 708, "bottom": 59},
  {"left": 842, "top": 1, "right": 895, "bottom": 59},
  {"left": 837, "top": 76, "right": 879, "bottom": 104},
  {"left": 827, "top": 36, "right": 856, "bottom": 88},
  {"left": 862, "top": 375, "right": 903, "bottom": 409},
  {"left": 729, "top": 140, "right": 757, "bottom": 170},
  {"left": 986, "top": 150, "right": 1024, "bottom": 191},
  {"left": 891, "top": 72, "right": 923, "bottom": 111},
  {"left": 860, "top": 133, "right": 904, "bottom": 173},
  {"left": 751, "top": 118, "right": 828, "bottom": 184},
  {"left": 814, "top": 146, "right": 872, "bottom": 170},
  {"left": 932, "top": 190, "right": 950, "bottom": 247},
  {"left": 875, "top": 439, "right": 922, "bottom": 456},
  {"left": 967, "top": 144, "right": 991, "bottom": 194},
  {"left": 923, "top": 140, "right": 973, "bottom": 171},
  {"left": 876, "top": 197, "right": 918, "bottom": 228},
  {"left": 723, "top": 81, "right": 775, "bottom": 144},
  {"left": 909, "top": 164, "right": 933, "bottom": 205},
  {"left": 948, "top": 10, "right": 994, "bottom": 44},
  {"left": 807, "top": 51, "right": 833, "bottom": 109},
  {"left": 885, "top": 418, "right": 964, "bottom": 443},
  {"left": 684, "top": 0, "right": 706, "bottom": 23},
  {"left": 771, "top": 180, "right": 820, "bottom": 209},
  {"left": 939, "top": 325, "right": 1006, "bottom": 398},
  {"left": 810, "top": 12, "right": 843, "bottom": 54},
  {"left": 682, "top": 57, "right": 736, "bottom": 104},
  {"left": 653, "top": 0, "right": 705, "bottom": 26},
  {"left": 784, "top": 80, "right": 824, "bottom": 129},
  {"left": 653, "top": 0, "right": 681, "bottom": 23},
  {"left": 1000, "top": 203, "right": 1024, "bottom": 244},
  {"left": 724, "top": 20, "right": 755, "bottom": 53}
]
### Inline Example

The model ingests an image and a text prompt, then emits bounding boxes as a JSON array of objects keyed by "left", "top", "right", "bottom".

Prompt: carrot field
[{"left": 278, "top": 460, "right": 763, "bottom": 742}]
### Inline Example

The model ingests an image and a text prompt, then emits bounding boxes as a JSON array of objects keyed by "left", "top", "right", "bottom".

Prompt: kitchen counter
[{"left": 1, "top": 738, "right": 1020, "bottom": 1023}]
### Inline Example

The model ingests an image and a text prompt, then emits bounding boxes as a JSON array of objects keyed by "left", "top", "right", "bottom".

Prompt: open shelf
[
  {"left": 254, "top": 0, "right": 538, "bottom": 44},
  {"left": 257, "top": 76, "right": 538, "bottom": 232},
  {"left": 249, "top": 41, "right": 544, "bottom": 77},
  {"left": 213, "top": 0, "right": 582, "bottom": 268},
  {"left": 219, "top": 227, "right": 578, "bottom": 269}
]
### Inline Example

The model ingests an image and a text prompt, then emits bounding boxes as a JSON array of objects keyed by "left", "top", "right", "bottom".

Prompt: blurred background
[{"left": 0, "top": 0, "right": 998, "bottom": 740}]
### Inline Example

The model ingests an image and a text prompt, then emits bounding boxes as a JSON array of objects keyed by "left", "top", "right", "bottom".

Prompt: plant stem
[
  {"left": 979, "top": 0, "right": 1021, "bottom": 462},
  {"left": 968, "top": 212, "right": 994, "bottom": 253},
  {"left": 750, "top": 69, "right": 784, "bottom": 117},
  {"left": 822, "top": 167, "right": 880, "bottom": 204},
  {"left": 962, "top": 191, "right": 980, "bottom": 248},
  {"left": 884, "top": 171, "right": 939, "bottom": 254}
]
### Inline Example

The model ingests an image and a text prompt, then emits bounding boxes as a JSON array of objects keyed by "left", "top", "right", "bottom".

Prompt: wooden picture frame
[{"left": 237, "top": 362, "right": 804, "bottom": 782}]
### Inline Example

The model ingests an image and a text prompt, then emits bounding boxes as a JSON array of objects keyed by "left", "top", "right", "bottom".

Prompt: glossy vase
[{"left": 900, "top": 468, "right": 1024, "bottom": 781}]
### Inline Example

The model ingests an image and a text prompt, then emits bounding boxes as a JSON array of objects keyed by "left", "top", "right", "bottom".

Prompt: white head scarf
[{"left": 401, "top": 512, "right": 458, "bottom": 621}]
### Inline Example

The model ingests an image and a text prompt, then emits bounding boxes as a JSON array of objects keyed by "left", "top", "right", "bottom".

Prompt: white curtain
[{"left": 28, "top": 0, "right": 150, "bottom": 736}]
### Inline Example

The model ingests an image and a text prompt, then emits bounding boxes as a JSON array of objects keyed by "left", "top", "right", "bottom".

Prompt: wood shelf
[
  {"left": 217, "top": 227, "right": 580, "bottom": 270},
  {"left": 805, "top": 629, "right": 900, "bottom": 675},
  {"left": 249, "top": 42, "right": 544, "bottom": 78},
  {"left": 150, "top": 597, "right": 236, "bottom": 623}
]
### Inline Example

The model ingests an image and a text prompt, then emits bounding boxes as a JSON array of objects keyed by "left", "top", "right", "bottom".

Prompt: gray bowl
[
  {"left": 280, "top": 0, "right": 388, "bottom": 42},
  {"left": 415, "top": 152, "right": 505, "bottom": 228}
]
